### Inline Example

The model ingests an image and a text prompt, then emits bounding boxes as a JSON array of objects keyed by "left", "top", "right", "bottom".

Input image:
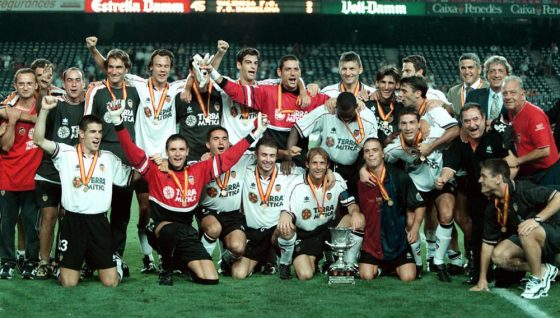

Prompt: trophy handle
[{"left": 325, "top": 241, "right": 335, "bottom": 248}]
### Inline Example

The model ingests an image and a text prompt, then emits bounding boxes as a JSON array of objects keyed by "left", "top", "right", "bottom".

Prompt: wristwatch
[{"left": 534, "top": 216, "right": 543, "bottom": 224}]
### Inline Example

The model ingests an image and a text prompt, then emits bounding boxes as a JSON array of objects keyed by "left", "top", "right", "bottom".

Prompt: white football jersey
[
  {"left": 127, "top": 74, "right": 186, "bottom": 157},
  {"left": 384, "top": 126, "right": 445, "bottom": 192},
  {"left": 321, "top": 81, "right": 375, "bottom": 98},
  {"left": 284, "top": 172, "right": 354, "bottom": 231},
  {"left": 242, "top": 164, "right": 304, "bottom": 229},
  {"left": 295, "top": 105, "right": 377, "bottom": 165},
  {"left": 52, "top": 143, "right": 132, "bottom": 214}
]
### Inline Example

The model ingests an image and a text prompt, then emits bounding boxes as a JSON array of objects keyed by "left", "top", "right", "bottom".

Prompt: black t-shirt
[
  {"left": 36, "top": 100, "right": 84, "bottom": 182},
  {"left": 91, "top": 84, "right": 140, "bottom": 164},
  {"left": 365, "top": 98, "right": 403, "bottom": 146},
  {"left": 483, "top": 180, "right": 559, "bottom": 245},
  {"left": 443, "top": 131, "right": 508, "bottom": 195},
  {"left": 175, "top": 87, "right": 223, "bottom": 162}
]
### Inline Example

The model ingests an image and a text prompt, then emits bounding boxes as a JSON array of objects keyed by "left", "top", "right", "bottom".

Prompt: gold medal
[
  {"left": 153, "top": 118, "right": 159, "bottom": 125},
  {"left": 255, "top": 167, "right": 277, "bottom": 211},
  {"left": 83, "top": 186, "right": 89, "bottom": 193},
  {"left": 148, "top": 78, "right": 169, "bottom": 124},
  {"left": 192, "top": 80, "right": 213, "bottom": 121},
  {"left": 182, "top": 201, "right": 187, "bottom": 207},
  {"left": 121, "top": 100, "right": 126, "bottom": 108},
  {"left": 420, "top": 155, "right": 426, "bottom": 162},
  {"left": 501, "top": 226, "right": 507, "bottom": 233},
  {"left": 76, "top": 144, "right": 98, "bottom": 194},
  {"left": 261, "top": 203, "right": 268, "bottom": 209},
  {"left": 220, "top": 189, "right": 227, "bottom": 197},
  {"left": 382, "top": 121, "right": 389, "bottom": 128},
  {"left": 204, "top": 116, "right": 211, "bottom": 124},
  {"left": 169, "top": 169, "right": 189, "bottom": 209},
  {"left": 388, "top": 199, "right": 394, "bottom": 206},
  {"left": 105, "top": 79, "right": 127, "bottom": 111},
  {"left": 320, "top": 213, "right": 325, "bottom": 219}
]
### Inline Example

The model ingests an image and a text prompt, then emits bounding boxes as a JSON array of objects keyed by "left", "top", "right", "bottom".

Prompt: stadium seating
[{"left": 0, "top": 42, "right": 558, "bottom": 110}]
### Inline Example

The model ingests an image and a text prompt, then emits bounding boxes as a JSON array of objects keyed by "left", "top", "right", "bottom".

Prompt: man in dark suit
[
  {"left": 447, "top": 53, "right": 488, "bottom": 117},
  {"left": 465, "top": 55, "right": 512, "bottom": 121}
]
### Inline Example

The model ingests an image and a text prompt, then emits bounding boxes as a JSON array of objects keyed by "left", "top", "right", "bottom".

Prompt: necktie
[{"left": 489, "top": 93, "right": 500, "bottom": 120}]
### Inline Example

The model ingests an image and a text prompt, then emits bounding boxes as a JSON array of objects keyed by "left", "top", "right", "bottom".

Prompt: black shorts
[
  {"left": 57, "top": 211, "right": 115, "bottom": 271},
  {"left": 244, "top": 226, "right": 276, "bottom": 263},
  {"left": 359, "top": 247, "right": 415, "bottom": 273},
  {"left": 419, "top": 181, "right": 457, "bottom": 203},
  {"left": 507, "top": 222, "right": 560, "bottom": 262},
  {"left": 199, "top": 209, "right": 246, "bottom": 240},
  {"left": 153, "top": 221, "right": 212, "bottom": 264},
  {"left": 134, "top": 177, "right": 149, "bottom": 194},
  {"left": 35, "top": 180, "right": 61, "bottom": 208},
  {"left": 294, "top": 222, "right": 333, "bottom": 259}
]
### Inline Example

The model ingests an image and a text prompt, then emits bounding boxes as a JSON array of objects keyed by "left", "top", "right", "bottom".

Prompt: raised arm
[
  {"left": 32, "top": 96, "right": 57, "bottom": 155},
  {"left": 1, "top": 106, "right": 21, "bottom": 152},
  {"left": 211, "top": 40, "right": 229, "bottom": 71},
  {"left": 86, "top": 36, "right": 107, "bottom": 74}
]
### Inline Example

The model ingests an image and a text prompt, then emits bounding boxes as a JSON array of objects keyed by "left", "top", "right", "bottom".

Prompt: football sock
[
  {"left": 448, "top": 249, "right": 463, "bottom": 266},
  {"left": 278, "top": 236, "right": 296, "bottom": 266},
  {"left": 434, "top": 222, "right": 454, "bottom": 266},
  {"left": 138, "top": 227, "right": 154, "bottom": 259},
  {"left": 410, "top": 240, "right": 423, "bottom": 267}
]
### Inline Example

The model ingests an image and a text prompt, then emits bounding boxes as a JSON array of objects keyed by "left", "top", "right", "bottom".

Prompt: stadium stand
[{"left": 0, "top": 42, "right": 558, "bottom": 109}]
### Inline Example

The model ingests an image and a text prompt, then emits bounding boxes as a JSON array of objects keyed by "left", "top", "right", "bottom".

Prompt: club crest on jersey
[
  {"left": 18, "top": 127, "right": 25, "bottom": 135},
  {"left": 275, "top": 184, "right": 281, "bottom": 192},
  {"left": 185, "top": 115, "right": 197, "bottom": 127},
  {"left": 188, "top": 175, "right": 195, "bottom": 185},
  {"left": 72, "top": 177, "right": 82, "bottom": 188},
  {"left": 0, "top": 190, "right": 4, "bottom": 196},
  {"left": 57, "top": 126, "right": 70, "bottom": 139},
  {"left": 165, "top": 95, "right": 171, "bottom": 103},
  {"left": 206, "top": 187, "right": 218, "bottom": 198},
  {"left": 163, "top": 186, "right": 175, "bottom": 199},
  {"left": 274, "top": 109, "right": 285, "bottom": 120},
  {"left": 213, "top": 102, "right": 221, "bottom": 112},
  {"left": 143, "top": 106, "right": 152, "bottom": 118},
  {"left": 513, "top": 203, "right": 518, "bottom": 212},
  {"left": 248, "top": 192, "right": 258, "bottom": 204},
  {"left": 326, "top": 193, "right": 332, "bottom": 200},
  {"left": 127, "top": 99, "right": 133, "bottom": 108},
  {"left": 326, "top": 137, "right": 335, "bottom": 147},
  {"left": 353, "top": 130, "right": 360, "bottom": 137},
  {"left": 99, "top": 164, "right": 105, "bottom": 172},
  {"left": 231, "top": 171, "right": 237, "bottom": 179},
  {"left": 302, "top": 209, "right": 312, "bottom": 220},
  {"left": 42, "top": 194, "right": 48, "bottom": 202}
]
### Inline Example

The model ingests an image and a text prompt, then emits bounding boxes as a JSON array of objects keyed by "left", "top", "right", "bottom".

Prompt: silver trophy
[{"left": 325, "top": 227, "right": 356, "bottom": 285}]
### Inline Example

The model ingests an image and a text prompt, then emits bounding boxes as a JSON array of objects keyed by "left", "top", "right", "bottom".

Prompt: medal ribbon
[
  {"left": 105, "top": 79, "right": 127, "bottom": 103},
  {"left": 374, "top": 93, "right": 394, "bottom": 121},
  {"left": 495, "top": 184, "right": 509, "bottom": 230},
  {"left": 418, "top": 99, "right": 427, "bottom": 116},
  {"left": 148, "top": 78, "right": 169, "bottom": 120},
  {"left": 400, "top": 130, "right": 423, "bottom": 155},
  {"left": 255, "top": 166, "right": 278, "bottom": 205},
  {"left": 215, "top": 171, "right": 231, "bottom": 192},
  {"left": 339, "top": 81, "right": 361, "bottom": 96},
  {"left": 368, "top": 166, "right": 390, "bottom": 202},
  {"left": 192, "top": 80, "right": 213, "bottom": 119},
  {"left": 236, "top": 80, "right": 250, "bottom": 119},
  {"left": 343, "top": 113, "right": 365, "bottom": 144},
  {"left": 77, "top": 144, "right": 99, "bottom": 188},
  {"left": 277, "top": 84, "right": 294, "bottom": 114},
  {"left": 168, "top": 169, "right": 189, "bottom": 206},
  {"left": 306, "top": 174, "right": 327, "bottom": 215}
]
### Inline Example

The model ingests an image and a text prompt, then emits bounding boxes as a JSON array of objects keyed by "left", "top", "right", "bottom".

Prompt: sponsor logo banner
[{"left": 85, "top": 0, "right": 191, "bottom": 13}]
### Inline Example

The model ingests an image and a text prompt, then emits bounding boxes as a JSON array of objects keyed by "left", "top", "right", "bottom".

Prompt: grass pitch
[{"left": 1, "top": 203, "right": 560, "bottom": 317}]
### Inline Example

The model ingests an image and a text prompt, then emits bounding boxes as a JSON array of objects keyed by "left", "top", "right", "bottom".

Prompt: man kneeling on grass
[
  {"left": 471, "top": 159, "right": 560, "bottom": 299},
  {"left": 277, "top": 147, "right": 364, "bottom": 280},
  {"left": 34, "top": 96, "right": 133, "bottom": 287},
  {"left": 108, "top": 101, "right": 269, "bottom": 286}
]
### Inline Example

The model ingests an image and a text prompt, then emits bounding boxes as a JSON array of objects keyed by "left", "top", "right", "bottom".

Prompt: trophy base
[{"left": 327, "top": 269, "right": 356, "bottom": 285}]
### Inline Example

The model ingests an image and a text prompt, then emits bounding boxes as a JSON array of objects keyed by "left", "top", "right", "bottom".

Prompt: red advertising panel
[{"left": 85, "top": 0, "right": 192, "bottom": 13}]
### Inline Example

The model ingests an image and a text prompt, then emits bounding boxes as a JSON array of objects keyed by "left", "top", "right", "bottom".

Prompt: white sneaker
[
  {"left": 520, "top": 276, "right": 547, "bottom": 299},
  {"left": 113, "top": 254, "right": 123, "bottom": 282},
  {"left": 542, "top": 263, "right": 559, "bottom": 293}
]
